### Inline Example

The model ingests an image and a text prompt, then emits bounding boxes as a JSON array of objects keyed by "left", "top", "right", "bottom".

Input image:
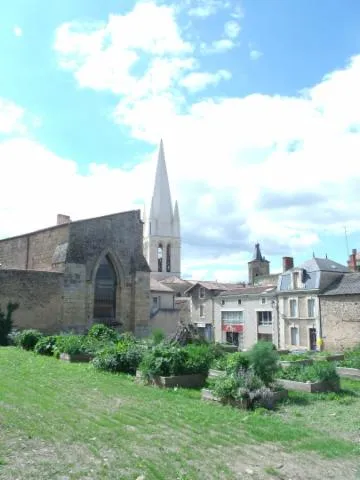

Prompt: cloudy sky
[{"left": 1, "top": 0, "right": 360, "bottom": 282}]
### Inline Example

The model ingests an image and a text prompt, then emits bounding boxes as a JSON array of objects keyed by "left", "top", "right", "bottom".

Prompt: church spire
[
  {"left": 149, "top": 139, "right": 174, "bottom": 236},
  {"left": 173, "top": 200, "right": 180, "bottom": 237}
]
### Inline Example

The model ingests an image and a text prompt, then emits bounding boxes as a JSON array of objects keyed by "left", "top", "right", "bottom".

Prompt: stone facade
[
  {"left": 319, "top": 294, "right": 360, "bottom": 351},
  {"left": 0, "top": 210, "right": 151, "bottom": 335}
]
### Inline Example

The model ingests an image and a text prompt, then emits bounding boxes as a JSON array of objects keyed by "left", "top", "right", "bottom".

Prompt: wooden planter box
[
  {"left": 314, "top": 354, "right": 344, "bottom": 362},
  {"left": 136, "top": 371, "right": 206, "bottom": 388},
  {"left": 59, "top": 352, "right": 92, "bottom": 363},
  {"left": 208, "top": 368, "right": 225, "bottom": 378},
  {"left": 201, "top": 388, "right": 287, "bottom": 410},
  {"left": 336, "top": 367, "right": 360, "bottom": 380},
  {"left": 279, "top": 359, "right": 313, "bottom": 368},
  {"left": 277, "top": 378, "right": 340, "bottom": 393}
]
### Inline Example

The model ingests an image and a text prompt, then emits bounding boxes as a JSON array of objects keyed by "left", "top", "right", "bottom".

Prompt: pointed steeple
[
  {"left": 173, "top": 200, "right": 180, "bottom": 237},
  {"left": 149, "top": 139, "right": 174, "bottom": 236},
  {"left": 252, "top": 243, "right": 263, "bottom": 261}
]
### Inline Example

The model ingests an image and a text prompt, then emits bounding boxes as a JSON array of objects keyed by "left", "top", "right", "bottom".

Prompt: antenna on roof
[{"left": 344, "top": 226, "right": 350, "bottom": 258}]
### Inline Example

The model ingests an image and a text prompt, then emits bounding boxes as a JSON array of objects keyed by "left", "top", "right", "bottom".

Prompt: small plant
[
  {"left": 18, "top": 329, "right": 44, "bottom": 351},
  {"left": 225, "top": 351, "right": 250, "bottom": 374},
  {"left": 92, "top": 342, "right": 145, "bottom": 374},
  {"left": 248, "top": 341, "right": 279, "bottom": 386},
  {"left": 0, "top": 302, "right": 19, "bottom": 346},
  {"left": 182, "top": 344, "right": 214, "bottom": 375},
  {"left": 54, "top": 335, "right": 87, "bottom": 356},
  {"left": 7, "top": 329, "right": 21, "bottom": 346},
  {"left": 150, "top": 328, "right": 166, "bottom": 345},
  {"left": 340, "top": 347, "right": 360, "bottom": 369},
  {"left": 87, "top": 323, "right": 118, "bottom": 343},
  {"left": 34, "top": 336, "right": 58, "bottom": 356}
]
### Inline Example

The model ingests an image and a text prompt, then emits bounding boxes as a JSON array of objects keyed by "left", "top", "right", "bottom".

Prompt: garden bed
[
  {"left": 137, "top": 372, "right": 206, "bottom": 388},
  {"left": 336, "top": 367, "right": 360, "bottom": 380},
  {"left": 277, "top": 378, "right": 340, "bottom": 393},
  {"left": 279, "top": 359, "right": 313, "bottom": 368},
  {"left": 314, "top": 353, "right": 344, "bottom": 362},
  {"left": 59, "top": 353, "right": 93, "bottom": 363},
  {"left": 201, "top": 388, "right": 288, "bottom": 410},
  {"left": 208, "top": 368, "right": 225, "bottom": 378}
]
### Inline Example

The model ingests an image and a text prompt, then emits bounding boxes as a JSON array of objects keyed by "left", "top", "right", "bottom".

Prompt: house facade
[
  {"left": 214, "top": 285, "right": 278, "bottom": 350},
  {"left": 319, "top": 273, "right": 360, "bottom": 351},
  {"left": 277, "top": 257, "right": 349, "bottom": 350}
]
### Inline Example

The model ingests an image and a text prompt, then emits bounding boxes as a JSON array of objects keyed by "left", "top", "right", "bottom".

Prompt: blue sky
[{"left": 0, "top": 0, "right": 360, "bottom": 281}]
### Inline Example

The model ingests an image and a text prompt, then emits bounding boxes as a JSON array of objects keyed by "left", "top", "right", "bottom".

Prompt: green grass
[{"left": 1, "top": 348, "right": 360, "bottom": 479}]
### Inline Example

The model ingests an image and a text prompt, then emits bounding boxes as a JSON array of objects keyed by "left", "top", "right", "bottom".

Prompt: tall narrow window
[
  {"left": 166, "top": 244, "right": 171, "bottom": 272},
  {"left": 289, "top": 299, "right": 297, "bottom": 317},
  {"left": 290, "top": 327, "right": 299, "bottom": 346},
  {"left": 93, "top": 255, "right": 117, "bottom": 325},
  {"left": 307, "top": 298, "right": 315, "bottom": 317},
  {"left": 157, "top": 244, "right": 163, "bottom": 272}
]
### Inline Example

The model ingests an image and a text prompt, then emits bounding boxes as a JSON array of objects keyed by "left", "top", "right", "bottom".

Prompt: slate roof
[
  {"left": 278, "top": 257, "right": 349, "bottom": 292},
  {"left": 150, "top": 277, "right": 175, "bottom": 293},
  {"left": 219, "top": 285, "right": 276, "bottom": 297},
  {"left": 320, "top": 273, "right": 360, "bottom": 296},
  {"left": 184, "top": 281, "right": 237, "bottom": 294}
]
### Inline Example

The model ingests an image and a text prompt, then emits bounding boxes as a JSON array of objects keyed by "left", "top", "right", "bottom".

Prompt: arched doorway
[{"left": 93, "top": 255, "right": 117, "bottom": 326}]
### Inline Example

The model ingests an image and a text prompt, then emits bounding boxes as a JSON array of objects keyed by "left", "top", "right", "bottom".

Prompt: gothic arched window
[
  {"left": 166, "top": 244, "right": 171, "bottom": 272},
  {"left": 93, "top": 255, "right": 117, "bottom": 324},
  {"left": 158, "top": 244, "right": 163, "bottom": 272}
]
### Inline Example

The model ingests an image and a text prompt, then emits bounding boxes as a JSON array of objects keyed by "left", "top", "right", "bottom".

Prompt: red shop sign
[{"left": 222, "top": 324, "right": 244, "bottom": 333}]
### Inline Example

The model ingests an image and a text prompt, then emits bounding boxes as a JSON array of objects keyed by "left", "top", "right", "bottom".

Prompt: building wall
[
  {"left": 151, "top": 291, "right": 175, "bottom": 310},
  {"left": 150, "top": 309, "right": 180, "bottom": 337},
  {"left": 144, "top": 235, "right": 181, "bottom": 279},
  {"left": 214, "top": 294, "right": 277, "bottom": 349},
  {"left": 189, "top": 286, "right": 217, "bottom": 327},
  {"left": 0, "top": 225, "right": 69, "bottom": 271},
  {"left": 278, "top": 294, "right": 320, "bottom": 349},
  {"left": 0, "top": 269, "right": 63, "bottom": 333},
  {"left": 320, "top": 295, "right": 360, "bottom": 351}
]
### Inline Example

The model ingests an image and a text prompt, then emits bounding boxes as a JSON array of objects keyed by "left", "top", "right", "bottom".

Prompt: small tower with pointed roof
[
  {"left": 248, "top": 243, "right": 270, "bottom": 285},
  {"left": 143, "top": 140, "right": 181, "bottom": 279}
]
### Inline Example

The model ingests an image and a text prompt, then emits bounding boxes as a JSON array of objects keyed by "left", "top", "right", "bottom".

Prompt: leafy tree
[{"left": 0, "top": 302, "right": 19, "bottom": 346}]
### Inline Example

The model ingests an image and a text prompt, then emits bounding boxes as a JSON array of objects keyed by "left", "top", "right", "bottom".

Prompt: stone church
[{"left": 0, "top": 140, "right": 183, "bottom": 335}]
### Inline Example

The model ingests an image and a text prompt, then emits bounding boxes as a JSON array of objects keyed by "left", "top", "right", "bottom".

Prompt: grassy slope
[{"left": 0, "top": 348, "right": 359, "bottom": 479}]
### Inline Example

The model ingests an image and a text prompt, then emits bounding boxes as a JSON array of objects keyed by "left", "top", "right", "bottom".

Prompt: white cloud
[
  {"left": 13, "top": 26, "right": 22, "bottom": 37},
  {"left": 224, "top": 21, "right": 241, "bottom": 39},
  {"left": 250, "top": 49, "right": 262, "bottom": 60},
  {"left": 180, "top": 70, "right": 231, "bottom": 92},
  {"left": 2, "top": 2, "right": 360, "bottom": 282},
  {"left": 0, "top": 98, "right": 26, "bottom": 134},
  {"left": 186, "top": 0, "right": 231, "bottom": 17},
  {"left": 200, "top": 39, "right": 236, "bottom": 54}
]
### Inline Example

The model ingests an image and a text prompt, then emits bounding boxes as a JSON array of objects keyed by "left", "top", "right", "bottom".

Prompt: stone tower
[
  {"left": 143, "top": 139, "right": 181, "bottom": 279},
  {"left": 248, "top": 243, "right": 270, "bottom": 285}
]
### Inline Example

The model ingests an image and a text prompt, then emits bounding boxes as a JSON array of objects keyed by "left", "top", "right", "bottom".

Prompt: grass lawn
[{"left": 0, "top": 348, "right": 360, "bottom": 480}]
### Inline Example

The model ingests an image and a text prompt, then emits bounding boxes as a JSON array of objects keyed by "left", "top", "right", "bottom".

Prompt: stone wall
[
  {"left": 0, "top": 225, "right": 69, "bottom": 271},
  {"left": 320, "top": 295, "right": 360, "bottom": 351},
  {"left": 150, "top": 309, "right": 180, "bottom": 337},
  {"left": 0, "top": 269, "right": 63, "bottom": 333}
]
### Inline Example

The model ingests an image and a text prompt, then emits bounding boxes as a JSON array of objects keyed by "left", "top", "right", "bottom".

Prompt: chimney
[
  {"left": 349, "top": 248, "right": 357, "bottom": 272},
  {"left": 57, "top": 214, "right": 71, "bottom": 225},
  {"left": 282, "top": 256, "right": 294, "bottom": 272}
]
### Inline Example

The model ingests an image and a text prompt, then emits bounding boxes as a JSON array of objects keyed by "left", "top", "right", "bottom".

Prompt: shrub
[
  {"left": 248, "top": 341, "right": 279, "bottom": 386},
  {"left": 7, "top": 329, "right": 21, "bottom": 346},
  {"left": 182, "top": 344, "right": 214, "bottom": 375},
  {"left": 340, "top": 348, "right": 360, "bottom": 369},
  {"left": 34, "top": 336, "right": 57, "bottom": 356},
  {"left": 118, "top": 331, "right": 136, "bottom": 345},
  {"left": 211, "top": 355, "right": 228, "bottom": 371},
  {"left": 18, "top": 329, "right": 43, "bottom": 351},
  {"left": 0, "top": 303, "right": 19, "bottom": 346},
  {"left": 54, "top": 335, "right": 87, "bottom": 356},
  {"left": 150, "top": 328, "right": 166, "bottom": 345},
  {"left": 87, "top": 323, "right": 118, "bottom": 343},
  {"left": 225, "top": 352, "right": 250, "bottom": 374},
  {"left": 92, "top": 342, "right": 145, "bottom": 374}
]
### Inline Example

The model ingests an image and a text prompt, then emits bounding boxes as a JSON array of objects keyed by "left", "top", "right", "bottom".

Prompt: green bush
[
  {"left": 278, "top": 361, "right": 339, "bottom": 383},
  {"left": 87, "top": 323, "right": 118, "bottom": 343},
  {"left": 279, "top": 352, "right": 311, "bottom": 361},
  {"left": 54, "top": 335, "right": 87, "bottom": 356},
  {"left": 340, "top": 347, "right": 360, "bottom": 369},
  {"left": 225, "top": 351, "right": 250, "bottom": 374},
  {"left": 150, "top": 328, "right": 166, "bottom": 345},
  {"left": 0, "top": 303, "right": 19, "bottom": 346},
  {"left": 248, "top": 341, "right": 279, "bottom": 386},
  {"left": 139, "top": 344, "right": 214, "bottom": 379},
  {"left": 92, "top": 342, "right": 145, "bottom": 374},
  {"left": 211, "top": 355, "right": 228, "bottom": 371},
  {"left": 34, "top": 336, "right": 57, "bottom": 356},
  {"left": 7, "top": 329, "right": 21, "bottom": 346},
  {"left": 18, "top": 329, "right": 44, "bottom": 351}
]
